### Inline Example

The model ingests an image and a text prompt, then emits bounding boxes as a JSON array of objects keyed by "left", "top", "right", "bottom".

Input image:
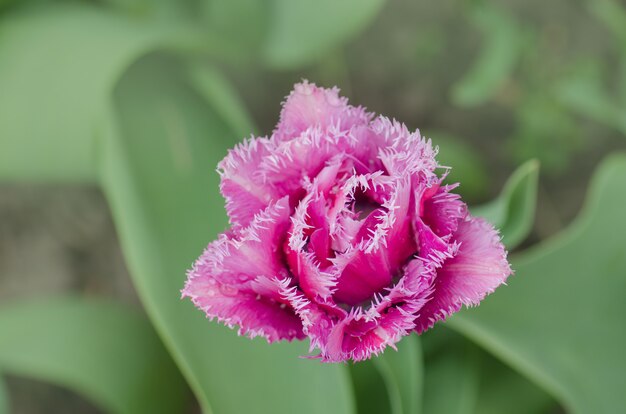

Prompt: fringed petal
[
  {"left": 185, "top": 80, "right": 512, "bottom": 363},
  {"left": 420, "top": 183, "right": 467, "bottom": 239},
  {"left": 414, "top": 216, "right": 513, "bottom": 333},
  {"left": 274, "top": 80, "right": 372, "bottom": 142},
  {"left": 183, "top": 197, "right": 303, "bottom": 341},
  {"left": 218, "top": 137, "right": 279, "bottom": 227},
  {"left": 333, "top": 174, "right": 416, "bottom": 306}
]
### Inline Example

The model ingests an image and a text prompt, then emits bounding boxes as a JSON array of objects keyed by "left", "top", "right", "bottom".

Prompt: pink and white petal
[
  {"left": 371, "top": 258, "right": 435, "bottom": 318},
  {"left": 288, "top": 249, "right": 337, "bottom": 300},
  {"left": 371, "top": 116, "right": 439, "bottom": 177},
  {"left": 277, "top": 279, "right": 339, "bottom": 353},
  {"left": 322, "top": 302, "right": 422, "bottom": 362},
  {"left": 218, "top": 137, "right": 279, "bottom": 227},
  {"left": 332, "top": 242, "right": 393, "bottom": 306},
  {"left": 184, "top": 197, "right": 291, "bottom": 307},
  {"left": 182, "top": 197, "right": 305, "bottom": 341},
  {"left": 333, "top": 175, "right": 416, "bottom": 306},
  {"left": 185, "top": 283, "right": 304, "bottom": 342},
  {"left": 420, "top": 183, "right": 468, "bottom": 239},
  {"left": 285, "top": 192, "right": 337, "bottom": 300},
  {"left": 260, "top": 126, "right": 358, "bottom": 198},
  {"left": 414, "top": 217, "right": 512, "bottom": 333},
  {"left": 274, "top": 81, "right": 371, "bottom": 142}
]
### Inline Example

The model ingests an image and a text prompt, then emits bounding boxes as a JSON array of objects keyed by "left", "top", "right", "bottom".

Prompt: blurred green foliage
[
  {"left": 451, "top": 155, "right": 626, "bottom": 413},
  {"left": 0, "top": 297, "right": 188, "bottom": 413},
  {"left": 0, "top": 0, "right": 625, "bottom": 413},
  {"left": 472, "top": 159, "right": 539, "bottom": 249},
  {"left": 0, "top": 378, "right": 6, "bottom": 414}
]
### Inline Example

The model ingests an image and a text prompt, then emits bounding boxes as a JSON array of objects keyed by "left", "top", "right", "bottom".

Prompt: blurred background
[{"left": 1, "top": 0, "right": 625, "bottom": 413}]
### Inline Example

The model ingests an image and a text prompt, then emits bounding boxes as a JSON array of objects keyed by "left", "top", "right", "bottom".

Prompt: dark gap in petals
[{"left": 352, "top": 187, "right": 381, "bottom": 219}]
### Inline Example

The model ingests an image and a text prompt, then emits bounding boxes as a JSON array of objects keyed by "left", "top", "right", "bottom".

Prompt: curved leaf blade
[
  {"left": 421, "top": 328, "right": 556, "bottom": 414},
  {"left": 373, "top": 335, "right": 422, "bottom": 414},
  {"left": 451, "top": 3, "right": 527, "bottom": 107},
  {"left": 0, "top": 377, "right": 8, "bottom": 414},
  {"left": 101, "top": 55, "right": 355, "bottom": 414},
  {"left": 450, "top": 154, "right": 626, "bottom": 413},
  {"left": 187, "top": 63, "right": 258, "bottom": 137},
  {"left": 0, "top": 4, "right": 170, "bottom": 182},
  {"left": 350, "top": 360, "right": 392, "bottom": 414},
  {"left": 472, "top": 159, "right": 539, "bottom": 249},
  {"left": 0, "top": 297, "right": 187, "bottom": 414},
  {"left": 263, "top": 0, "right": 385, "bottom": 69},
  {"left": 422, "top": 338, "right": 480, "bottom": 414}
]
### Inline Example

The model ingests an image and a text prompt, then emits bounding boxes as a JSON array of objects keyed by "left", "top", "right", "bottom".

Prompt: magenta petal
[
  {"left": 371, "top": 116, "right": 439, "bottom": 177},
  {"left": 218, "top": 137, "right": 279, "bottom": 227},
  {"left": 183, "top": 282, "right": 304, "bottom": 341},
  {"left": 274, "top": 81, "right": 371, "bottom": 142},
  {"left": 183, "top": 197, "right": 304, "bottom": 341},
  {"left": 323, "top": 303, "right": 421, "bottom": 362},
  {"left": 185, "top": 80, "right": 513, "bottom": 362},
  {"left": 288, "top": 249, "right": 337, "bottom": 300},
  {"left": 333, "top": 175, "right": 415, "bottom": 306},
  {"left": 421, "top": 183, "right": 467, "bottom": 239},
  {"left": 414, "top": 216, "right": 513, "bottom": 333},
  {"left": 286, "top": 192, "right": 337, "bottom": 300}
]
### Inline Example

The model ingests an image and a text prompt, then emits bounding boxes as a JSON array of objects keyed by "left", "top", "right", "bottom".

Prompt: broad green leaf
[
  {"left": 422, "top": 327, "right": 555, "bottom": 414},
  {"left": 471, "top": 159, "right": 539, "bottom": 249},
  {"left": 187, "top": 63, "right": 258, "bottom": 137},
  {"left": 350, "top": 360, "right": 392, "bottom": 414},
  {"left": 0, "top": 297, "right": 187, "bottom": 414},
  {"left": 475, "top": 352, "right": 556, "bottom": 414},
  {"left": 263, "top": 0, "right": 385, "bottom": 69},
  {"left": 100, "top": 54, "right": 355, "bottom": 414},
  {"left": 422, "top": 337, "right": 480, "bottom": 414},
  {"left": 373, "top": 335, "right": 422, "bottom": 414},
  {"left": 0, "top": 377, "right": 7, "bottom": 414},
  {"left": 0, "top": 4, "right": 176, "bottom": 181},
  {"left": 451, "top": 3, "right": 527, "bottom": 107},
  {"left": 351, "top": 336, "right": 422, "bottom": 414},
  {"left": 449, "top": 154, "right": 626, "bottom": 413},
  {"left": 201, "top": 0, "right": 268, "bottom": 53}
]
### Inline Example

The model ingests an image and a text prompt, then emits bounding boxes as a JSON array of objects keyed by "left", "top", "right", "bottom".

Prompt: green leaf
[
  {"left": 0, "top": 4, "right": 174, "bottom": 182},
  {"left": 100, "top": 54, "right": 355, "bottom": 414},
  {"left": 352, "top": 335, "right": 421, "bottom": 414},
  {"left": 449, "top": 154, "right": 626, "bottom": 413},
  {"left": 589, "top": 0, "right": 626, "bottom": 43},
  {"left": 0, "top": 297, "right": 187, "bottom": 414},
  {"left": 421, "top": 327, "right": 555, "bottom": 414},
  {"left": 591, "top": 0, "right": 626, "bottom": 106},
  {"left": 0, "top": 377, "right": 8, "bottom": 414},
  {"left": 373, "top": 335, "right": 422, "bottom": 414},
  {"left": 471, "top": 159, "right": 539, "bottom": 249},
  {"left": 554, "top": 61, "right": 626, "bottom": 135},
  {"left": 187, "top": 63, "right": 258, "bottom": 137},
  {"left": 510, "top": 93, "right": 581, "bottom": 173},
  {"left": 451, "top": 3, "right": 527, "bottom": 107},
  {"left": 428, "top": 131, "right": 490, "bottom": 202},
  {"left": 350, "top": 360, "right": 392, "bottom": 414},
  {"left": 200, "top": 0, "right": 268, "bottom": 53},
  {"left": 475, "top": 352, "right": 556, "bottom": 414},
  {"left": 422, "top": 336, "right": 480, "bottom": 414},
  {"left": 263, "top": 0, "right": 385, "bottom": 69}
]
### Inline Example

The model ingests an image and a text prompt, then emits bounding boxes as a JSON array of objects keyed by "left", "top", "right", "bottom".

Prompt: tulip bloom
[{"left": 183, "top": 81, "right": 512, "bottom": 362}]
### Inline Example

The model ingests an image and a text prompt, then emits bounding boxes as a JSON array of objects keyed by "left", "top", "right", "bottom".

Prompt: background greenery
[{"left": 1, "top": 0, "right": 625, "bottom": 413}]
